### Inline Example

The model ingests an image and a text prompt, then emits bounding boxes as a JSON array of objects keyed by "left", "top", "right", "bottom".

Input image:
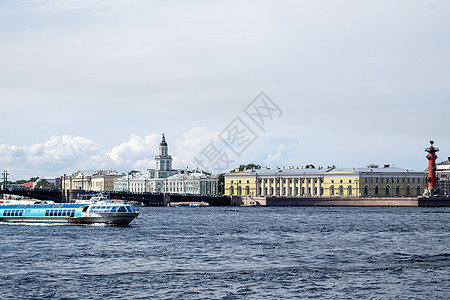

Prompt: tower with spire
[{"left": 155, "top": 134, "right": 173, "bottom": 178}]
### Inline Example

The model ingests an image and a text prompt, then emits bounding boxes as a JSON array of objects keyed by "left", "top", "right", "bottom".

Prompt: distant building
[
  {"left": 63, "top": 170, "right": 124, "bottom": 192},
  {"left": 149, "top": 134, "right": 178, "bottom": 179},
  {"left": 163, "top": 172, "right": 218, "bottom": 195},
  {"left": 437, "top": 157, "right": 450, "bottom": 195},
  {"left": 141, "top": 134, "right": 179, "bottom": 193},
  {"left": 114, "top": 172, "right": 151, "bottom": 193},
  {"left": 224, "top": 165, "right": 426, "bottom": 198}
]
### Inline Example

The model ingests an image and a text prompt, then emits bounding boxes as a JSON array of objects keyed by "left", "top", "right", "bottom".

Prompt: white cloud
[
  {"left": 0, "top": 135, "right": 103, "bottom": 179},
  {"left": 106, "top": 134, "right": 159, "bottom": 166},
  {"left": 263, "top": 144, "right": 286, "bottom": 166},
  {"left": 173, "top": 127, "right": 220, "bottom": 169}
]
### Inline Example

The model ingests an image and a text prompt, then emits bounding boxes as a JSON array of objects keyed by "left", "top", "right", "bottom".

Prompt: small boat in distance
[
  {"left": 0, "top": 193, "right": 140, "bottom": 226},
  {"left": 169, "top": 201, "right": 209, "bottom": 207}
]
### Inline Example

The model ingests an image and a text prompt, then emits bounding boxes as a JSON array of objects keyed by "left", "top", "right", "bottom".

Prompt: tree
[
  {"left": 233, "top": 163, "right": 261, "bottom": 172},
  {"left": 218, "top": 173, "right": 225, "bottom": 194},
  {"left": 35, "top": 179, "right": 49, "bottom": 189},
  {"left": 128, "top": 170, "right": 140, "bottom": 176}
]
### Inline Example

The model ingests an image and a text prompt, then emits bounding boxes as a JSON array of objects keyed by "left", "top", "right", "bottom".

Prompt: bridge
[{"left": 0, "top": 189, "right": 231, "bottom": 206}]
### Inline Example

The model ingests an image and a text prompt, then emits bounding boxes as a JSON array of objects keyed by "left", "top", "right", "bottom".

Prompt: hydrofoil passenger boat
[{"left": 0, "top": 194, "right": 139, "bottom": 225}]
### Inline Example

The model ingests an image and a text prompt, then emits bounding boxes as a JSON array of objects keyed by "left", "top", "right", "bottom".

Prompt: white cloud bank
[
  {"left": 0, "top": 134, "right": 161, "bottom": 180},
  {"left": 0, "top": 128, "right": 305, "bottom": 180}
]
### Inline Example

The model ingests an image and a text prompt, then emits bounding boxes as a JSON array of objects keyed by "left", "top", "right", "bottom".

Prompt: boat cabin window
[
  {"left": 117, "top": 206, "right": 126, "bottom": 213},
  {"left": 111, "top": 207, "right": 118, "bottom": 212}
]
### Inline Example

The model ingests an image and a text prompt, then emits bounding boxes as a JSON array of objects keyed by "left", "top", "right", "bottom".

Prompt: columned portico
[
  {"left": 291, "top": 179, "right": 296, "bottom": 196},
  {"left": 268, "top": 178, "right": 272, "bottom": 196},
  {"left": 305, "top": 178, "right": 309, "bottom": 196},
  {"left": 317, "top": 178, "right": 322, "bottom": 196},
  {"left": 285, "top": 179, "right": 289, "bottom": 196}
]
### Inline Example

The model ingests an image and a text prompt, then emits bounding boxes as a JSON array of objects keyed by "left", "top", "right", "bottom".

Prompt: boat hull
[
  {"left": 0, "top": 212, "right": 140, "bottom": 225},
  {"left": 0, "top": 201, "right": 140, "bottom": 226}
]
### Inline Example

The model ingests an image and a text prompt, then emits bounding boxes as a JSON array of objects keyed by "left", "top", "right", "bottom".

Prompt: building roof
[
  {"left": 160, "top": 134, "right": 167, "bottom": 146},
  {"left": 437, "top": 158, "right": 450, "bottom": 171},
  {"left": 166, "top": 172, "right": 216, "bottom": 181},
  {"left": 226, "top": 166, "right": 425, "bottom": 177}
]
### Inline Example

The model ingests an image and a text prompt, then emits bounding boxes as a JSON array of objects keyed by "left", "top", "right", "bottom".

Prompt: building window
[
  {"left": 349, "top": 180, "right": 352, "bottom": 183},
  {"left": 348, "top": 186, "right": 352, "bottom": 195},
  {"left": 237, "top": 186, "right": 242, "bottom": 196},
  {"left": 331, "top": 180, "right": 334, "bottom": 183},
  {"left": 375, "top": 186, "right": 379, "bottom": 196},
  {"left": 230, "top": 186, "right": 234, "bottom": 195},
  {"left": 406, "top": 186, "right": 411, "bottom": 196},
  {"left": 381, "top": 178, "right": 384, "bottom": 183},
  {"left": 320, "top": 187, "right": 324, "bottom": 195},
  {"left": 397, "top": 178, "right": 400, "bottom": 183},
  {"left": 407, "top": 178, "right": 410, "bottom": 184},
  {"left": 396, "top": 186, "right": 400, "bottom": 195},
  {"left": 364, "top": 186, "right": 368, "bottom": 195},
  {"left": 330, "top": 186, "right": 335, "bottom": 195},
  {"left": 339, "top": 185, "right": 344, "bottom": 196},
  {"left": 412, "top": 178, "right": 415, "bottom": 183},
  {"left": 386, "top": 186, "right": 390, "bottom": 196},
  {"left": 376, "top": 178, "right": 379, "bottom": 184},
  {"left": 246, "top": 186, "right": 250, "bottom": 195}
]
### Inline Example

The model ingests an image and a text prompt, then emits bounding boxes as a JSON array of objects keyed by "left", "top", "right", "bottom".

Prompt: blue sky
[{"left": 1, "top": 0, "right": 449, "bottom": 180}]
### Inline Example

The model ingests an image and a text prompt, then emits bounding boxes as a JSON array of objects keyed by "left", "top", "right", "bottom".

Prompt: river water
[{"left": 0, "top": 206, "right": 449, "bottom": 299}]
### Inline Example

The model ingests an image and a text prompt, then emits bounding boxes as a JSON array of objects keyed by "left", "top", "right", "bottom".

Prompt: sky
[{"left": 1, "top": 0, "right": 449, "bottom": 180}]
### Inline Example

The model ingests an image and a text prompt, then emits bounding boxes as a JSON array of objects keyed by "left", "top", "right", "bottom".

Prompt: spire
[{"left": 160, "top": 133, "right": 167, "bottom": 147}]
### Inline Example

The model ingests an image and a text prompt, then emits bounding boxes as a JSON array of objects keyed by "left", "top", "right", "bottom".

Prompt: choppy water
[{"left": 0, "top": 207, "right": 449, "bottom": 299}]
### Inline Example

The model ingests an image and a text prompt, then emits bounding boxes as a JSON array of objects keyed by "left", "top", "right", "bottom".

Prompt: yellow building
[
  {"left": 224, "top": 165, "right": 426, "bottom": 198},
  {"left": 63, "top": 170, "right": 123, "bottom": 192}
]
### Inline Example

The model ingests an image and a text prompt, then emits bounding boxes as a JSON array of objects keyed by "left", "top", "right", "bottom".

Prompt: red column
[{"left": 425, "top": 141, "right": 439, "bottom": 194}]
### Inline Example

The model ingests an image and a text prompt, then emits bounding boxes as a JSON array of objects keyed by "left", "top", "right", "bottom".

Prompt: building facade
[
  {"left": 152, "top": 134, "right": 177, "bottom": 179},
  {"left": 114, "top": 172, "right": 164, "bottom": 193},
  {"left": 224, "top": 165, "right": 426, "bottom": 198},
  {"left": 437, "top": 158, "right": 450, "bottom": 195},
  {"left": 63, "top": 170, "right": 124, "bottom": 192},
  {"left": 163, "top": 172, "right": 218, "bottom": 195}
]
